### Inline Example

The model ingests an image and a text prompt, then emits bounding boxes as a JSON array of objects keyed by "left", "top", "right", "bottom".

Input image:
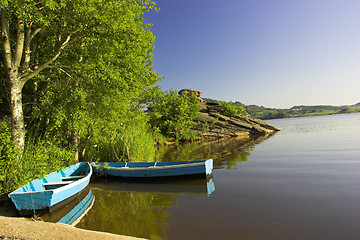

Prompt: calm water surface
[{"left": 76, "top": 113, "right": 360, "bottom": 240}]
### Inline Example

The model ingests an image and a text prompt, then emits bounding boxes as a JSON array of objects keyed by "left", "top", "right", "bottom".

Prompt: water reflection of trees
[
  {"left": 76, "top": 188, "right": 177, "bottom": 240},
  {"left": 156, "top": 134, "right": 275, "bottom": 169}
]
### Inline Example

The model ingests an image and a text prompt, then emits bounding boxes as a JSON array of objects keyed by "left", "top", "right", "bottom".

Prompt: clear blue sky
[{"left": 146, "top": 0, "right": 360, "bottom": 108}]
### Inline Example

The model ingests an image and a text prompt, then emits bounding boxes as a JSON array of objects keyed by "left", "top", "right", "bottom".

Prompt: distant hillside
[
  {"left": 290, "top": 105, "right": 346, "bottom": 111},
  {"left": 202, "top": 98, "right": 360, "bottom": 120}
]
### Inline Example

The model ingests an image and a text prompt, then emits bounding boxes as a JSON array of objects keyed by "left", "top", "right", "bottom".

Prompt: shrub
[{"left": 220, "top": 101, "right": 246, "bottom": 117}]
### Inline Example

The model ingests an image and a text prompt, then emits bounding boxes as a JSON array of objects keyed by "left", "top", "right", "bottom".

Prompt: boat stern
[
  {"left": 8, "top": 190, "right": 53, "bottom": 215},
  {"left": 205, "top": 159, "right": 213, "bottom": 177}
]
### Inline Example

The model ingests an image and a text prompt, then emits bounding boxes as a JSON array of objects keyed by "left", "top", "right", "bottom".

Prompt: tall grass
[
  {"left": 0, "top": 120, "right": 74, "bottom": 194},
  {"left": 84, "top": 118, "right": 156, "bottom": 163}
]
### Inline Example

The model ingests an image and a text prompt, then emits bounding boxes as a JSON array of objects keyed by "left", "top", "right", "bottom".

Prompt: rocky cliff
[{"left": 179, "top": 89, "right": 281, "bottom": 141}]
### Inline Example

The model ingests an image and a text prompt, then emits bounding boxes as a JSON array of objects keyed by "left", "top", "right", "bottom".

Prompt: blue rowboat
[
  {"left": 91, "top": 159, "right": 213, "bottom": 178},
  {"left": 8, "top": 162, "right": 92, "bottom": 216}
]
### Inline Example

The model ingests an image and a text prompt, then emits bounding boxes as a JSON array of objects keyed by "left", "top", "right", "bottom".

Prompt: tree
[
  {"left": 0, "top": 0, "right": 159, "bottom": 155},
  {"left": 147, "top": 89, "right": 200, "bottom": 141}
]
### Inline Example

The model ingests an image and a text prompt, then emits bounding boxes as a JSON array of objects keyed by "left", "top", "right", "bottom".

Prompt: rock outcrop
[
  {"left": 181, "top": 89, "right": 281, "bottom": 141},
  {"left": 178, "top": 88, "right": 205, "bottom": 103}
]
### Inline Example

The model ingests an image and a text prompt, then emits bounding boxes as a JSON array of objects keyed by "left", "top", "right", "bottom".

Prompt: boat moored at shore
[
  {"left": 8, "top": 162, "right": 92, "bottom": 216},
  {"left": 91, "top": 159, "right": 213, "bottom": 179}
]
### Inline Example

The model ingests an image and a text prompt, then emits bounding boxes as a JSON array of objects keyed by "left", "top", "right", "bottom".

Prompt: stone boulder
[
  {"left": 178, "top": 89, "right": 202, "bottom": 97},
  {"left": 178, "top": 89, "right": 205, "bottom": 103}
]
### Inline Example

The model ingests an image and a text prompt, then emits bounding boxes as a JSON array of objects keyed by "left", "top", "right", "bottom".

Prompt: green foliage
[
  {"left": 0, "top": 71, "right": 9, "bottom": 117},
  {"left": 85, "top": 112, "right": 156, "bottom": 162},
  {"left": 1, "top": 0, "right": 162, "bottom": 191},
  {"left": 20, "top": 140, "right": 74, "bottom": 181},
  {"left": 147, "top": 89, "right": 200, "bottom": 141},
  {"left": 0, "top": 120, "right": 74, "bottom": 194},
  {"left": 2, "top": 0, "right": 161, "bottom": 138},
  {"left": 8, "top": 0, "right": 160, "bottom": 161},
  {"left": 220, "top": 101, "right": 246, "bottom": 117},
  {"left": 0, "top": 120, "right": 21, "bottom": 194}
]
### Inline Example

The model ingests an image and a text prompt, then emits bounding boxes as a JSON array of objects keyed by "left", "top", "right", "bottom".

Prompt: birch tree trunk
[
  {"left": 9, "top": 78, "right": 26, "bottom": 151},
  {"left": 1, "top": 11, "right": 26, "bottom": 151}
]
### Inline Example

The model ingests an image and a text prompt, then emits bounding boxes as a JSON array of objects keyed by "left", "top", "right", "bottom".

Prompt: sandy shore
[{"left": 0, "top": 216, "right": 146, "bottom": 240}]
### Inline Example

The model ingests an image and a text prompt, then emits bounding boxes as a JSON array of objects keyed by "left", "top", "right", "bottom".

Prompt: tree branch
[
  {"left": 47, "top": 64, "right": 80, "bottom": 70},
  {"left": 19, "top": 31, "right": 80, "bottom": 84},
  {"left": 13, "top": 19, "right": 25, "bottom": 70},
  {"left": 22, "top": 24, "right": 41, "bottom": 73},
  {"left": 1, "top": 10, "right": 13, "bottom": 77},
  {"left": 58, "top": 68, "right": 74, "bottom": 79}
]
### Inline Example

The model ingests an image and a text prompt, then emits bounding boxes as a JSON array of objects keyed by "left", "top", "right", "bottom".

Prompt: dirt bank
[{"left": 0, "top": 216, "right": 145, "bottom": 240}]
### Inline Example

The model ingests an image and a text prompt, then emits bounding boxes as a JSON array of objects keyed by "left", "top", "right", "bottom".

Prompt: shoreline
[
  {"left": 0, "top": 195, "right": 145, "bottom": 239},
  {"left": 0, "top": 216, "right": 146, "bottom": 240}
]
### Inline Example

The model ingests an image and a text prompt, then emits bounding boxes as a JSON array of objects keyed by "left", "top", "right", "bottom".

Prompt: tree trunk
[
  {"left": 72, "top": 132, "right": 80, "bottom": 163},
  {"left": 2, "top": 11, "right": 26, "bottom": 152},
  {"left": 9, "top": 78, "right": 26, "bottom": 151}
]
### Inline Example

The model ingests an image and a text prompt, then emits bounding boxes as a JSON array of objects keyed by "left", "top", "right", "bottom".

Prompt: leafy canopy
[{"left": 146, "top": 88, "right": 200, "bottom": 141}]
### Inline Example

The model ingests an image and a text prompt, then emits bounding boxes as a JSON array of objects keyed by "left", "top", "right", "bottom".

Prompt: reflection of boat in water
[
  {"left": 91, "top": 159, "right": 213, "bottom": 179},
  {"left": 75, "top": 177, "right": 215, "bottom": 239},
  {"left": 91, "top": 177, "right": 215, "bottom": 196},
  {"left": 40, "top": 186, "right": 94, "bottom": 226}
]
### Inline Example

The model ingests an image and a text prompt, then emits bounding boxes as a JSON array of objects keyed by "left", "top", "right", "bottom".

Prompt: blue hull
[
  {"left": 8, "top": 162, "right": 92, "bottom": 216},
  {"left": 91, "top": 159, "right": 213, "bottom": 178}
]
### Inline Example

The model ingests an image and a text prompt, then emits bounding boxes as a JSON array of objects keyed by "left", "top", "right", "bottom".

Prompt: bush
[{"left": 220, "top": 101, "right": 246, "bottom": 117}]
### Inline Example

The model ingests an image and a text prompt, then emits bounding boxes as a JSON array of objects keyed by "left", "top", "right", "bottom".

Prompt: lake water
[{"left": 59, "top": 113, "right": 360, "bottom": 239}]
